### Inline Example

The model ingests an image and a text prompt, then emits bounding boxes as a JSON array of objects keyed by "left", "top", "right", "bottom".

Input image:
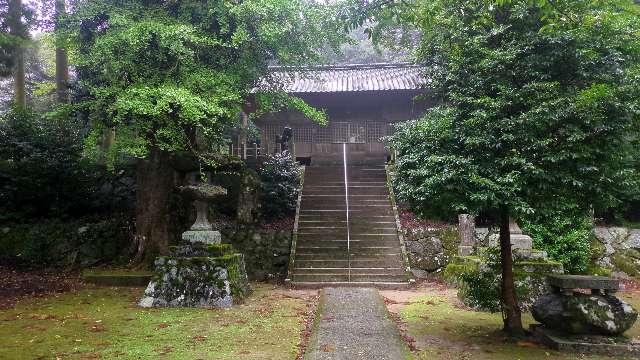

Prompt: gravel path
[{"left": 305, "top": 287, "right": 409, "bottom": 360}]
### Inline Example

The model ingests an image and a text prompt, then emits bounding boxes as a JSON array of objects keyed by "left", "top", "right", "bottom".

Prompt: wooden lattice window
[
  {"left": 315, "top": 126, "right": 332, "bottom": 144},
  {"left": 294, "top": 126, "right": 314, "bottom": 143},
  {"left": 366, "top": 122, "right": 388, "bottom": 143}
]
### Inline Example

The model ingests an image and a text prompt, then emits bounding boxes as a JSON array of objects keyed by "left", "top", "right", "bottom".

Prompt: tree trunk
[
  {"left": 54, "top": 0, "right": 69, "bottom": 103},
  {"left": 8, "top": 0, "right": 26, "bottom": 108},
  {"left": 499, "top": 206, "right": 524, "bottom": 335},
  {"left": 133, "top": 147, "right": 174, "bottom": 264}
]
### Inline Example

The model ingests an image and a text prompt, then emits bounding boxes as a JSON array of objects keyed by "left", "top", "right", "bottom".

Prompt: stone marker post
[
  {"left": 458, "top": 214, "right": 476, "bottom": 256},
  {"left": 509, "top": 218, "right": 533, "bottom": 257}
]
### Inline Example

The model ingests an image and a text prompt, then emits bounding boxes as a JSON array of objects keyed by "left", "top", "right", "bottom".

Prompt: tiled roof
[{"left": 259, "top": 63, "right": 426, "bottom": 93}]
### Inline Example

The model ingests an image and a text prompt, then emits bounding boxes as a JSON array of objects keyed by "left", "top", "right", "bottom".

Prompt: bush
[
  {"left": 447, "top": 248, "right": 564, "bottom": 312},
  {"left": 0, "top": 108, "right": 135, "bottom": 221},
  {"left": 258, "top": 152, "right": 301, "bottom": 220},
  {"left": 0, "top": 217, "right": 133, "bottom": 268},
  {"left": 520, "top": 203, "right": 591, "bottom": 274}
]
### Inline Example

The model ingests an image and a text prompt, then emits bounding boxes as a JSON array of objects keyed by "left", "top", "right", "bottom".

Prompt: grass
[
  {"left": 394, "top": 287, "right": 640, "bottom": 360},
  {"left": 0, "top": 283, "right": 312, "bottom": 359}
]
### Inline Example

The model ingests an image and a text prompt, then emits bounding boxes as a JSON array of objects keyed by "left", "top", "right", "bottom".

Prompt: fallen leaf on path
[
  {"left": 321, "top": 344, "right": 336, "bottom": 352},
  {"left": 155, "top": 323, "right": 169, "bottom": 330},
  {"left": 89, "top": 324, "right": 106, "bottom": 333},
  {"left": 517, "top": 341, "right": 539, "bottom": 348}
]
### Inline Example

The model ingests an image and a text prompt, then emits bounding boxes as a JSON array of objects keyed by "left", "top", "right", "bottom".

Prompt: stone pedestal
[
  {"left": 182, "top": 230, "right": 221, "bottom": 244},
  {"left": 532, "top": 275, "right": 638, "bottom": 356},
  {"left": 139, "top": 243, "right": 251, "bottom": 308}
]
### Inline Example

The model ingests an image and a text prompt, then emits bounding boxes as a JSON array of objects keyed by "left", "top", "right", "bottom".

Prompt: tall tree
[
  {"left": 7, "top": 0, "right": 26, "bottom": 107},
  {"left": 69, "top": 0, "right": 342, "bottom": 263},
  {"left": 54, "top": 0, "right": 69, "bottom": 103},
  {"left": 385, "top": 0, "right": 640, "bottom": 335}
]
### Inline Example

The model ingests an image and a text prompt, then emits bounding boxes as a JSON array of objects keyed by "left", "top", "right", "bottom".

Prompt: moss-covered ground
[
  {"left": 382, "top": 284, "right": 640, "bottom": 360},
  {"left": 0, "top": 283, "right": 316, "bottom": 359}
]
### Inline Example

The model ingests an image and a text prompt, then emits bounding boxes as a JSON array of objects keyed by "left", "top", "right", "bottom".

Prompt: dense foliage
[
  {"left": 0, "top": 109, "right": 135, "bottom": 222},
  {"left": 383, "top": 0, "right": 640, "bottom": 332},
  {"left": 69, "top": 0, "right": 342, "bottom": 164},
  {"left": 0, "top": 0, "right": 34, "bottom": 78},
  {"left": 389, "top": 0, "right": 640, "bottom": 219},
  {"left": 0, "top": 217, "right": 132, "bottom": 267},
  {"left": 520, "top": 204, "right": 592, "bottom": 274},
  {"left": 259, "top": 152, "right": 301, "bottom": 220},
  {"left": 61, "top": 0, "right": 344, "bottom": 261}
]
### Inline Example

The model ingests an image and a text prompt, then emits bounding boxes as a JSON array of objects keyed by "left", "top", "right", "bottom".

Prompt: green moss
[
  {"left": 151, "top": 253, "right": 252, "bottom": 302},
  {"left": 590, "top": 235, "right": 607, "bottom": 263},
  {"left": 613, "top": 251, "right": 640, "bottom": 277},
  {"left": 587, "top": 264, "right": 613, "bottom": 277},
  {"left": 0, "top": 284, "right": 307, "bottom": 359},
  {"left": 440, "top": 227, "right": 460, "bottom": 259},
  {"left": 205, "top": 243, "right": 235, "bottom": 257}
]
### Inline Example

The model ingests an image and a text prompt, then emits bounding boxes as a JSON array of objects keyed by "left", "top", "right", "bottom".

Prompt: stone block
[
  {"left": 182, "top": 230, "right": 221, "bottom": 244},
  {"left": 547, "top": 275, "right": 619, "bottom": 291},
  {"left": 531, "top": 324, "right": 640, "bottom": 357},
  {"left": 458, "top": 245, "right": 474, "bottom": 256},
  {"left": 511, "top": 234, "right": 533, "bottom": 250}
]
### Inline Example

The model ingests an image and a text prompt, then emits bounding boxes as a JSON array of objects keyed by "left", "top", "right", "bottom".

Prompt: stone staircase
[{"left": 288, "top": 164, "right": 412, "bottom": 287}]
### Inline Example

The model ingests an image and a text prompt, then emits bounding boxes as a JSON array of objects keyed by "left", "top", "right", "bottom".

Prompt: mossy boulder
[{"left": 533, "top": 293, "right": 638, "bottom": 336}]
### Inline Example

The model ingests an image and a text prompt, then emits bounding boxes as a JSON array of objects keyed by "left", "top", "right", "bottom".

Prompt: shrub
[
  {"left": 447, "top": 248, "right": 564, "bottom": 312},
  {"left": 520, "top": 203, "right": 591, "bottom": 274},
  {"left": 258, "top": 152, "right": 301, "bottom": 220},
  {"left": 0, "top": 217, "right": 133, "bottom": 268},
  {"left": 0, "top": 108, "right": 135, "bottom": 221}
]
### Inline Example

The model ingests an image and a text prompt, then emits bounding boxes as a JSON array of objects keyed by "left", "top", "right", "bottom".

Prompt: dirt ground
[{"left": 0, "top": 266, "right": 83, "bottom": 310}]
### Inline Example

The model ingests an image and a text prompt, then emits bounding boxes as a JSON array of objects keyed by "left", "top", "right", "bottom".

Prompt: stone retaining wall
[
  {"left": 401, "top": 226, "right": 460, "bottom": 276},
  {"left": 593, "top": 226, "right": 640, "bottom": 277},
  {"left": 221, "top": 226, "right": 292, "bottom": 281}
]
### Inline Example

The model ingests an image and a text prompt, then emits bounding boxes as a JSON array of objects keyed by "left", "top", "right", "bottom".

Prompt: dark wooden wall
[{"left": 252, "top": 90, "right": 433, "bottom": 162}]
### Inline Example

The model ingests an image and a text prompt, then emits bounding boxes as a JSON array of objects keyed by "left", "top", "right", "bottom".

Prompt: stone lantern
[{"left": 178, "top": 181, "right": 227, "bottom": 244}]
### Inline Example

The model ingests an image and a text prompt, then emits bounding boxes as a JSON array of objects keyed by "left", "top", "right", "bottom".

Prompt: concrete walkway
[{"left": 305, "top": 287, "right": 410, "bottom": 360}]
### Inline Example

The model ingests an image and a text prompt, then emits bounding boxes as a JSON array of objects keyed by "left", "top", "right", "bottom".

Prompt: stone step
[
  {"left": 298, "top": 227, "right": 397, "bottom": 233},
  {"left": 291, "top": 273, "right": 409, "bottom": 283},
  {"left": 296, "top": 240, "right": 400, "bottom": 248},
  {"left": 290, "top": 281, "right": 410, "bottom": 290},
  {"left": 295, "top": 246, "right": 401, "bottom": 255},
  {"left": 302, "top": 187, "right": 388, "bottom": 196},
  {"left": 291, "top": 164, "right": 408, "bottom": 285},
  {"left": 292, "top": 267, "right": 405, "bottom": 274},
  {"left": 294, "top": 258, "right": 402, "bottom": 268},
  {"left": 294, "top": 253, "right": 402, "bottom": 260},
  {"left": 297, "top": 225, "right": 396, "bottom": 232},
  {"left": 297, "top": 233, "right": 398, "bottom": 241},
  {"left": 298, "top": 220, "right": 396, "bottom": 226},
  {"left": 300, "top": 196, "right": 390, "bottom": 204}
]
